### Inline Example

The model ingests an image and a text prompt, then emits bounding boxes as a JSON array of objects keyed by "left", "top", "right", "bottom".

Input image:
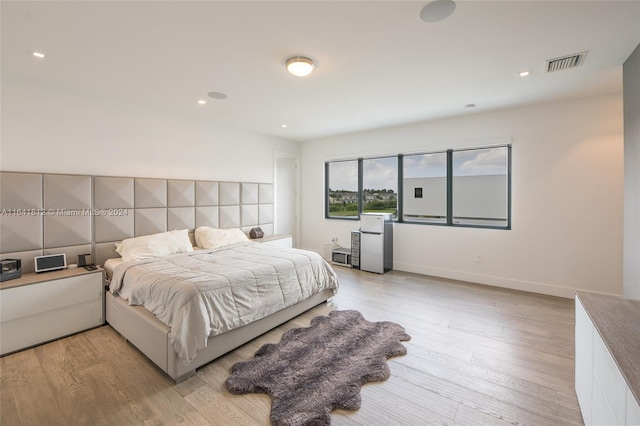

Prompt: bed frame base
[{"left": 105, "top": 290, "right": 334, "bottom": 382}]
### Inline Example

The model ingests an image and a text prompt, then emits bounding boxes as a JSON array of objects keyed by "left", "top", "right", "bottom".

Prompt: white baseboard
[
  {"left": 393, "top": 261, "right": 601, "bottom": 299},
  {"left": 306, "top": 247, "right": 621, "bottom": 300}
]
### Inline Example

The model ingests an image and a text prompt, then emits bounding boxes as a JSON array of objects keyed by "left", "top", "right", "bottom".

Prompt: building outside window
[
  {"left": 452, "top": 146, "right": 509, "bottom": 227},
  {"left": 403, "top": 152, "right": 447, "bottom": 223}
]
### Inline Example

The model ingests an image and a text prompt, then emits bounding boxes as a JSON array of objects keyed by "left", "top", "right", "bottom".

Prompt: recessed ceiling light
[
  {"left": 281, "top": 124, "right": 288, "bottom": 128},
  {"left": 197, "top": 100, "right": 207, "bottom": 105},
  {"left": 286, "top": 56, "right": 315, "bottom": 77},
  {"left": 208, "top": 92, "right": 227, "bottom": 99},
  {"left": 464, "top": 104, "right": 476, "bottom": 109},
  {"left": 420, "top": 0, "right": 456, "bottom": 23},
  {"left": 32, "top": 51, "right": 45, "bottom": 58},
  {"left": 519, "top": 70, "right": 532, "bottom": 77}
]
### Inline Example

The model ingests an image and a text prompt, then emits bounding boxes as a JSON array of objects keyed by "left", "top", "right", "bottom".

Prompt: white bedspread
[{"left": 109, "top": 242, "right": 339, "bottom": 362}]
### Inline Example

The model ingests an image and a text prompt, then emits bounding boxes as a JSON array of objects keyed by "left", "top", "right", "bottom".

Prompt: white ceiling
[{"left": 2, "top": 1, "right": 639, "bottom": 142}]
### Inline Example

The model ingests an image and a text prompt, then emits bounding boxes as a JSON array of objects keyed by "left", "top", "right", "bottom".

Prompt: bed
[{"left": 104, "top": 228, "right": 339, "bottom": 382}]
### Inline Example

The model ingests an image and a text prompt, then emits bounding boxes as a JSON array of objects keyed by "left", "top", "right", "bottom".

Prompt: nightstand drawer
[
  {"left": 1, "top": 273, "right": 102, "bottom": 322},
  {"left": 256, "top": 235, "right": 293, "bottom": 248},
  {"left": 1, "top": 298, "right": 103, "bottom": 355}
]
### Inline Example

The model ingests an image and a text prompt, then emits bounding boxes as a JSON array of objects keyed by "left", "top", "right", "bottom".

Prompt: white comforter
[{"left": 109, "top": 242, "right": 339, "bottom": 362}]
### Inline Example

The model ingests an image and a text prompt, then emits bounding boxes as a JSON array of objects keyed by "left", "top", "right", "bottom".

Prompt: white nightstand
[
  {"left": 252, "top": 234, "right": 293, "bottom": 248},
  {"left": 0, "top": 267, "right": 104, "bottom": 355}
]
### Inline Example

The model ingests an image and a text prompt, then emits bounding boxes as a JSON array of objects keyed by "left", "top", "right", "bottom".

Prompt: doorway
[{"left": 275, "top": 153, "right": 299, "bottom": 247}]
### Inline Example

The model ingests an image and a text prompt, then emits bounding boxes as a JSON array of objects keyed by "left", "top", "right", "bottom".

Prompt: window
[
  {"left": 452, "top": 147, "right": 509, "bottom": 227},
  {"left": 325, "top": 144, "right": 511, "bottom": 229},
  {"left": 325, "top": 160, "right": 359, "bottom": 219},
  {"left": 403, "top": 152, "right": 447, "bottom": 223},
  {"left": 362, "top": 157, "right": 398, "bottom": 218}
]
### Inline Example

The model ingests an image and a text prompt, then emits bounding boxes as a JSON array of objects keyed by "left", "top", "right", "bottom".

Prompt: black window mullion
[
  {"left": 507, "top": 145, "right": 512, "bottom": 229},
  {"left": 324, "top": 162, "right": 330, "bottom": 219},
  {"left": 357, "top": 158, "right": 363, "bottom": 219},
  {"left": 397, "top": 154, "right": 403, "bottom": 222},
  {"left": 446, "top": 150, "right": 453, "bottom": 225}
]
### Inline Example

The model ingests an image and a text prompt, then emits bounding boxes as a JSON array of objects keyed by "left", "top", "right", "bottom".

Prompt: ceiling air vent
[{"left": 545, "top": 51, "right": 587, "bottom": 73}]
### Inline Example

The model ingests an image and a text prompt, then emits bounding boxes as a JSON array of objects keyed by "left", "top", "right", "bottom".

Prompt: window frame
[
  {"left": 324, "top": 144, "right": 511, "bottom": 230},
  {"left": 400, "top": 150, "right": 448, "bottom": 226},
  {"left": 324, "top": 160, "right": 360, "bottom": 221},
  {"left": 361, "top": 155, "right": 399, "bottom": 219}
]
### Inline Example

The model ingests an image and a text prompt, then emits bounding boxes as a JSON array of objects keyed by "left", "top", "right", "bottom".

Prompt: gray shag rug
[{"left": 225, "top": 310, "right": 411, "bottom": 426}]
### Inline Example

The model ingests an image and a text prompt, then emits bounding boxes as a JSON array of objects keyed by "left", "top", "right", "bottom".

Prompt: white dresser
[
  {"left": 0, "top": 267, "right": 104, "bottom": 355},
  {"left": 575, "top": 292, "right": 640, "bottom": 426}
]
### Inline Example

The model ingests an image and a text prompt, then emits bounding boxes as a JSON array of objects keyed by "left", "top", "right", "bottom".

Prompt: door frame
[{"left": 273, "top": 151, "right": 300, "bottom": 247}]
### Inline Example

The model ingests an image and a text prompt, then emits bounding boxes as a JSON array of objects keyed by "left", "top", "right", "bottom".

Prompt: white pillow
[
  {"left": 116, "top": 229, "right": 193, "bottom": 263},
  {"left": 195, "top": 226, "right": 248, "bottom": 249}
]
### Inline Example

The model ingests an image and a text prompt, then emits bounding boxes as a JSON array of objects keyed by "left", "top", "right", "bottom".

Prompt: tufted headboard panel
[{"left": 0, "top": 171, "right": 274, "bottom": 272}]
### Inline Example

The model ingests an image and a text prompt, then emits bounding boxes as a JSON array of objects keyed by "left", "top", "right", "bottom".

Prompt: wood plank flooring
[{"left": 0, "top": 268, "right": 583, "bottom": 425}]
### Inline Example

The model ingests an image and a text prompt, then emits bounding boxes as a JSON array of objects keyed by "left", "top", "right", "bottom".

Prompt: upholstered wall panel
[
  {"left": 259, "top": 204, "right": 274, "bottom": 225},
  {"left": 168, "top": 180, "right": 195, "bottom": 207},
  {"left": 1, "top": 172, "right": 42, "bottom": 209},
  {"left": 44, "top": 215, "right": 91, "bottom": 248},
  {"left": 241, "top": 183, "right": 259, "bottom": 205},
  {"left": 241, "top": 205, "right": 259, "bottom": 227},
  {"left": 261, "top": 223, "right": 274, "bottom": 236},
  {"left": 0, "top": 216, "right": 43, "bottom": 252},
  {"left": 219, "top": 205, "right": 240, "bottom": 229},
  {"left": 0, "top": 171, "right": 275, "bottom": 269},
  {"left": 94, "top": 211, "right": 134, "bottom": 243},
  {"left": 135, "top": 179, "right": 167, "bottom": 208},
  {"left": 259, "top": 183, "right": 274, "bottom": 204},
  {"left": 44, "top": 174, "right": 91, "bottom": 210},
  {"left": 135, "top": 208, "right": 167, "bottom": 236},
  {"left": 168, "top": 207, "right": 195, "bottom": 231},
  {"left": 95, "top": 176, "right": 134, "bottom": 209},
  {"left": 195, "top": 181, "right": 218, "bottom": 206},
  {"left": 195, "top": 207, "right": 219, "bottom": 228},
  {"left": 219, "top": 182, "right": 240, "bottom": 206},
  {"left": 0, "top": 173, "right": 44, "bottom": 256}
]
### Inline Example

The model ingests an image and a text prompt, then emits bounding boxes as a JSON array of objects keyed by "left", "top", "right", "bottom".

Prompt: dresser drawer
[
  {"left": 1, "top": 273, "right": 102, "bottom": 322},
  {"left": 1, "top": 298, "right": 103, "bottom": 355}
]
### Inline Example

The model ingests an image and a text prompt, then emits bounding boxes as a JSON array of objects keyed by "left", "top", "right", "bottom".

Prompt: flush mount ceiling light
[
  {"left": 519, "top": 69, "right": 532, "bottom": 77},
  {"left": 420, "top": 0, "right": 456, "bottom": 22},
  {"left": 32, "top": 51, "right": 45, "bottom": 58},
  {"left": 286, "top": 56, "right": 314, "bottom": 77}
]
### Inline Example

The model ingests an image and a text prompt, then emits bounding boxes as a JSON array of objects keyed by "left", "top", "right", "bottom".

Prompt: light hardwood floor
[{"left": 0, "top": 268, "right": 583, "bottom": 425}]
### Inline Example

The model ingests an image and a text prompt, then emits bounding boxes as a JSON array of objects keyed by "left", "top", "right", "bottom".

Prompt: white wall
[
  {"left": 1, "top": 73, "right": 299, "bottom": 182},
  {"left": 300, "top": 94, "right": 624, "bottom": 298},
  {"left": 623, "top": 44, "right": 640, "bottom": 300}
]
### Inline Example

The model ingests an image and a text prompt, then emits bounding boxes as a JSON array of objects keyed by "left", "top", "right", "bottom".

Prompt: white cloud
[
  {"left": 363, "top": 158, "right": 397, "bottom": 191},
  {"left": 404, "top": 153, "right": 446, "bottom": 178},
  {"left": 329, "top": 161, "right": 358, "bottom": 191},
  {"left": 458, "top": 148, "right": 507, "bottom": 175}
]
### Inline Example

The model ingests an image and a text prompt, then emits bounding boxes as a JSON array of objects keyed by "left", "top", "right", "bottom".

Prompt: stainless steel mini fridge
[{"left": 359, "top": 212, "right": 393, "bottom": 274}]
